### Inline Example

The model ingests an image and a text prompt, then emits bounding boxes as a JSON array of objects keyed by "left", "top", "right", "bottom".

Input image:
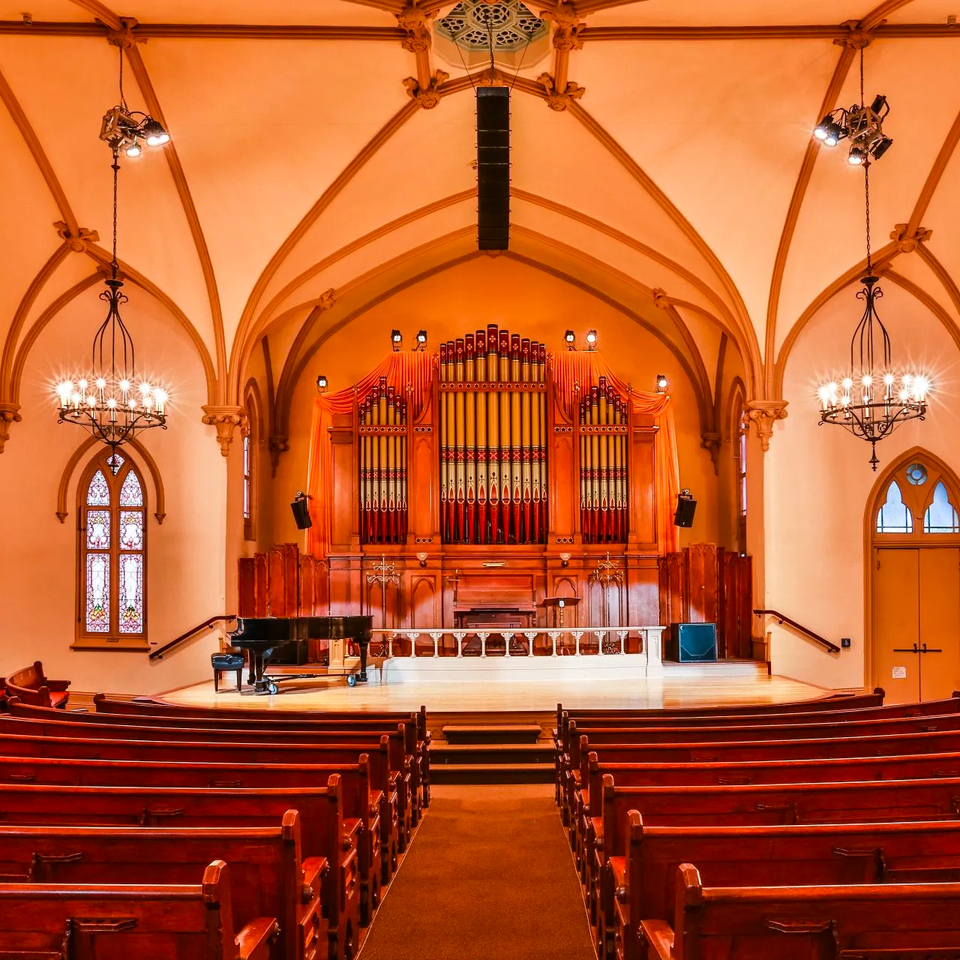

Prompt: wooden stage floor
[{"left": 160, "top": 670, "right": 833, "bottom": 715}]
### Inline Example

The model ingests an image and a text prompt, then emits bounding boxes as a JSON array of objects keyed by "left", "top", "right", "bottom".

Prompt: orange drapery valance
[{"left": 306, "top": 348, "right": 679, "bottom": 555}]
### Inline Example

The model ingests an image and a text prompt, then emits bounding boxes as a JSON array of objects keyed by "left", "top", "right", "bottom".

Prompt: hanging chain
[
  {"left": 860, "top": 46, "right": 872, "bottom": 274},
  {"left": 111, "top": 150, "right": 120, "bottom": 278}
]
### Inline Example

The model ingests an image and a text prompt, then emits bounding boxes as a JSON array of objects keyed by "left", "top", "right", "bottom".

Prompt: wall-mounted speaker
[
  {"left": 290, "top": 494, "right": 312, "bottom": 530},
  {"left": 674, "top": 495, "right": 697, "bottom": 528},
  {"left": 476, "top": 87, "right": 510, "bottom": 251},
  {"left": 666, "top": 622, "right": 718, "bottom": 662}
]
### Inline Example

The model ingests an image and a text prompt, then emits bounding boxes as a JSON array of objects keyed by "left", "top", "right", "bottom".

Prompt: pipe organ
[
  {"left": 439, "top": 326, "right": 547, "bottom": 544},
  {"left": 297, "top": 324, "right": 749, "bottom": 641},
  {"left": 359, "top": 377, "right": 408, "bottom": 544},
  {"left": 579, "top": 377, "right": 629, "bottom": 543}
]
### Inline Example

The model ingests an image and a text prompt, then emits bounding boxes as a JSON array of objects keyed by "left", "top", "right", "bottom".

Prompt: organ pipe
[
  {"left": 579, "top": 376, "right": 628, "bottom": 542},
  {"left": 359, "top": 376, "right": 408, "bottom": 544},
  {"left": 439, "top": 324, "right": 547, "bottom": 544}
]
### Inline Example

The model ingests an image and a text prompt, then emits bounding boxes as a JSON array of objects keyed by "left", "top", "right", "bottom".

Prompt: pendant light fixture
[
  {"left": 816, "top": 48, "right": 928, "bottom": 470},
  {"left": 55, "top": 47, "right": 170, "bottom": 449}
]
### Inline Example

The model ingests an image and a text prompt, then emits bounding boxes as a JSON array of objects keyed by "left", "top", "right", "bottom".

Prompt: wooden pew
[
  {"left": 612, "top": 816, "right": 960, "bottom": 960},
  {"left": 0, "top": 778, "right": 359, "bottom": 960},
  {"left": 0, "top": 712, "right": 415, "bottom": 851},
  {"left": 0, "top": 814, "right": 323, "bottom": 960},
  {"left": 640, "top": 864, "right": 960, "bottom": 960},
  {"left": 0, "top": 699, "right": 423, "bottom": 832},
  {"left": 89, "top": 696, "right": 431, "bottom": 808},
  {"left": 561, "top": 726, "right": 960, "bottom": 829},
  {"left": 0, "top": 751, "right": 386, "bottom": 921},
  {"left": 590, "top": 773, "right": 960, "bottom": 933},
  {"left": 0, "top": 860, "right": 277, "bottom": 960},
  {"left": 3, "top": 662, "right": 70, "bottom": 709}
]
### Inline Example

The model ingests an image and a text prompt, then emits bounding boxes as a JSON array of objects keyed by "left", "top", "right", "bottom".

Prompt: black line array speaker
[
  {"left": 666, "top": 622, "right": 718, "bottom": 662},
  {"left": 476, "top": 87, "right": 510, "bottom": 251},
  {"left": 290, "top": 496, "right": 312, "bottom": 530},
  {"left": 674, "top": 495, "right": 697, "bottom": 528}
]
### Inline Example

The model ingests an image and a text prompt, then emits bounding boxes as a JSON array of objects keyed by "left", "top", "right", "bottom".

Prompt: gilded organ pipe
[
  {"left": 359, "top": 376, "right": 407, "bottom": 544},
  {"left": 579, "top": 376, "right": 628, "bottom": 542},
  {"left": 439, "top": 324, "right": 547, "bottom": 544}
]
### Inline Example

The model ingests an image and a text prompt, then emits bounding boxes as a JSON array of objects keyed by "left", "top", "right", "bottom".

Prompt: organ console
[{"left": 229, "top": 616, "right": 373, "bottom": 695}]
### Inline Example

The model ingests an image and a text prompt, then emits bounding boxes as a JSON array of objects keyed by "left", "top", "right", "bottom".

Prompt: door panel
[
  {"left": 874, "top": 548, "right": 920, "bottom": 703},
  {"left": 919, "top": 547, "right": 960, "bottom": 701}
]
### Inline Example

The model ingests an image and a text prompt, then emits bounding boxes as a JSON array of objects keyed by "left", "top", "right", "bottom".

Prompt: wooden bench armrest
[
  {"left": 370, "top": 789, "right": 385, "bottom": 818},
  {"left": 639, "top": 919, "right": 674, "bottom": 960},
  {"left": 344, "top": 817, "right": 364, "bottom": 844},
  {"left": 45, "top": 680, "right": 71, "bottom": 692},
  {"left": 609, "top": 855, "right": 626, "bottom": 897},
  {"left": 591, "top": 816, "right": 604, "bottom": 850},
  {"left": 235, "top": 917, "right": 280, "bottom": 960},
  {"left": 302, "top": 856, "right": 330, "bottom": 901}
]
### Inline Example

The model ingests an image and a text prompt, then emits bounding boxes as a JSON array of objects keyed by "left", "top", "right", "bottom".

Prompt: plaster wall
[
  {"left": 766, "top": 281, "right": 960, "bottom": 689},
  {"left": 0, "top": 280, "right": 227, "bottom": 694}
]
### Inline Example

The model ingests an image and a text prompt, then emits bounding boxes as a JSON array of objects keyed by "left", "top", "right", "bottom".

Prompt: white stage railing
[{"left": 371, "top": 625, "right": 665, "bottom": 670}]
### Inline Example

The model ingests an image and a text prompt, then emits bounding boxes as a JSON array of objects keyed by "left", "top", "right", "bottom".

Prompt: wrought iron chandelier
[
  {"left": 55, "top": 49, "right": 170, "bottom": 448},
  {"left": 817, "top": 50, "right": 928, "bottom": 471}
]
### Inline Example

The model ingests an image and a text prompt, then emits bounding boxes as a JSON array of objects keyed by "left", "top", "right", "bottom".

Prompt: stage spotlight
[
  {"left": 316, "top": 374, "right": 328, "bottom": 393},
  {"left": 564, "top": 330, "right": 576, "bottom": 351},
  {"left": 870, "top": 135, "right": 893, "bottom": 160},
  {"left": 848, "top": 146, "right": 866, "bottom": 166},
  {"left": 391, "top": 329, "right": 402, "bottom": 352},
  {"left": 655, "top": 374, "right": 669, "bottom": 394},
  {"left": 585, "top": 329, "right": 598, "bottom": 351}
]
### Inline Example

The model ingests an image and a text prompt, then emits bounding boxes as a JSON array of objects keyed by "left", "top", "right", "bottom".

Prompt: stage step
[
  {"left": 430, "top": 763, "right": 554, "bottom": 785},
  {"left": 430, "top": 720, "right": 554, "bottom": 783},
  {"left": 441, "top": 724, "right": 543, "bottom": 744}
]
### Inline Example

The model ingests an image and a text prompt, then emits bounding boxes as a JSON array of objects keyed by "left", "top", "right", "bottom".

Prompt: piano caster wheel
[
  {"left": 267, "top": 682, "right": 279, "bottom": 695},
  {"left": 347, "top": 675, "right": 357, "bottom": 688}
]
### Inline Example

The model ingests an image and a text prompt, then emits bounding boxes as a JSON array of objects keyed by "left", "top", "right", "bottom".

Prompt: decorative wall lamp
[
  {"left": 584, "top": 329, "right": 598, "bottom": 351},
  {"left": 316, "top": 374, "right": 328, "bottom": 393},
  {"left": 416, "top": 552, "right": 428, "bottom": 567},
  {"left": 391, "top": 330, "right": 403, "bottom": 352},
  {"left": 559, "top": 552, "right": 571, "bottom": 567},
  {"left": 655, "top": 374, "right": 669, "bottom": 394},
  {"left": 415, "top": 330, "right": 428, "bottom": 352},
  {"left": 563, "top": 330, "right": 576, "bottom": 351}
]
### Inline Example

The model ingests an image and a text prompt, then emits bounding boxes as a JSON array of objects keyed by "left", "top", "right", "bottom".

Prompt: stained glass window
[
  {"left": 86, "top": 510, "right": 110, "bottom": 549},
  {"left": 119, "top": 510, "right": 143, "bottom": 550},
  {"left": 86, "top": 553, "right": 110, "bottom": 632},
  {"left": 118, "top": 554, "right": 143, "bottom": 633},
  {"left": 120, "top": 470, "right": 143, "bottom": 506},
  {"left": 79, "top": 451, "right": 147, "bottom": 642},
  {"left": 87, "top": 470, "right": 110, "bottom": 506},
  {"left": 906, "top": 462, "right": 928, "bottom": 486},
  {"left": 877, "top": 480, "right": 913, "bottom": 533},
  {"left": 924, "top": 481, "right": 960, "bottom": 533}
]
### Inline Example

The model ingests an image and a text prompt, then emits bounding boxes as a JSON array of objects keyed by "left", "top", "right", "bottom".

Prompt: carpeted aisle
[{"left": 358, "top": 783, "right": 595, "bottom": 960}]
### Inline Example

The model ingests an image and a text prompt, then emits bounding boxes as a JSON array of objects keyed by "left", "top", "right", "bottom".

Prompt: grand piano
[{"left": 229, "top": 616, "right": 373, "bottom": 695}]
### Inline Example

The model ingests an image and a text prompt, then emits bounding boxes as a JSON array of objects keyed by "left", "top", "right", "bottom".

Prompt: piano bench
[{"left": 211, "top": 652, "right": 245, "bottom": 693}]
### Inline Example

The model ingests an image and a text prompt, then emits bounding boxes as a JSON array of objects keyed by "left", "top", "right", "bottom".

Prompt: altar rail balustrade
[{"left": 370, "top": 625, "right": 665, "bottom": 666}]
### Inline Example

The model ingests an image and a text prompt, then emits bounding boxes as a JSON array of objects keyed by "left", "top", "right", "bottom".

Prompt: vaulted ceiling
[{"left": 2, "top": 0, "right": 959, "bottom": 442}]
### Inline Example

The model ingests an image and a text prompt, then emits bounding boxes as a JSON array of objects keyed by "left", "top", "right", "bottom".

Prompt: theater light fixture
[
  {"left": 816, "top": 50, "right": 927, "bottom": 471},
  {"left": 415, "top": 330, "right": 428, "bottom": 352},
  {"left": 585, "top": 329, "right": 598, "bottom": 351},
  {"left": 316, "top": 375, "right": 328, "bottom": 393},
  {"left": 391, "top": 330, "right": 403, "bottom": 352},
  {"left": 98, "top": 48, "right": 169, "bottom": 159},
  {"left": 813, "top": 73, "right": 892, "bottom": 165},
  {"left": 564, "top": 330, "right": 576, "bottom": 350},
  {"left": 655, "top": 374, "right": 669, "bottom": 394}
]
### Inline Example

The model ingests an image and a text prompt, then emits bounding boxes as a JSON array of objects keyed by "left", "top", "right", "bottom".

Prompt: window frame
[
  {"left": 873, "top": 458, "right": 960, "bottom": 546},
  {"left": 74, "top": 448, "right": 149, "bottom": 651}
]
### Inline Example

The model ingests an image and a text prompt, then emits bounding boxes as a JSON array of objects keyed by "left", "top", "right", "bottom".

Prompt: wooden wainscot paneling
[
  {"left": 687, "top": 542, "right": 719, "bottom": 623},
  {"left": 410, "top": 574, "right": 440, "bottom": 630},
  {"left": 268, "top": 544, "right": 299, "bottom": 617},
  {"left": 658, "top": 549, "right": 685, "bottom": 627},
  {"left": 298, "top": 553, "right": 327, "bottom": 616},
  {"left": 627, "top": 555, "right": 661, "bottom": 632},
  {"left": 629, "top": 417, "right": 657, "bottom": 548},
  {"left": 237, "top": 557, "right": 255, "bottom": 618},
  {"left": 327, "top": 556, "right": 359, "bottom": 618},
  {"left": 328, "top": 414, "right": 357, "bottom": 551},
  {"left": 253, "top": 553, "right": 268, "bottom": 617}
]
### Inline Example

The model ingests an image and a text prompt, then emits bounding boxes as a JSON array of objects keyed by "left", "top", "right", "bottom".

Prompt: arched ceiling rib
[{"left": 2, "top": 0, "right": 960, "bottom": 438}]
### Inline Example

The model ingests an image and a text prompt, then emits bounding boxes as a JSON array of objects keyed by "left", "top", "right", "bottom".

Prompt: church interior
[{"left": 4, "top": 0, "right": 960, "bottom": 956}]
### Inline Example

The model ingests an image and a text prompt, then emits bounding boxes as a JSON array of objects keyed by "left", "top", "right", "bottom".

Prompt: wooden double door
[{"left": 874, "top": 547, "right": 960, "bottom": 702}]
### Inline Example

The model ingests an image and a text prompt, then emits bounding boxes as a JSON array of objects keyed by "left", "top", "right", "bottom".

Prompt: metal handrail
[
  {"left": 148, "top": 615, "right": 237, "bottom": 661},
  {"left": 754, "top": 609, "right": 840, "bottom": 654}
]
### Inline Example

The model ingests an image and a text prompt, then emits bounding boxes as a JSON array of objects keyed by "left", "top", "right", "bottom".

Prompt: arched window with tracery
[
  {"left": 243, "top": 383, "right": 262, "bottom": 542},
  {"left": 730, "top": 386, "right": 748, "bottom": 555},
  {"left": 874, "top": 459, "right": 960, "bottom": 539},
  {"left": 78, "top": 449, "right": 147, "bottom": 643}
]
